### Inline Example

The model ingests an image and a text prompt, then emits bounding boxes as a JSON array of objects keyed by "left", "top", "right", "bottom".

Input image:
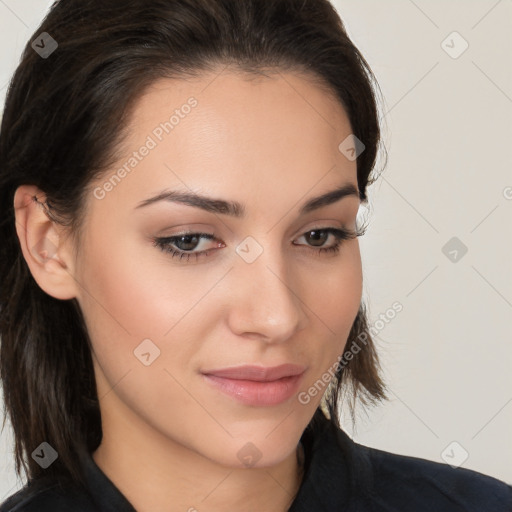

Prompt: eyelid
[{"left": 152, "top": 223, "right": 363, "bottom": 263}]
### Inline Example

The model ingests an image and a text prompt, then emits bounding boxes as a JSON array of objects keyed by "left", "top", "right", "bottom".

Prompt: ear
[{"left": 13, "top": 184, "right": 80, "bottom": 300}]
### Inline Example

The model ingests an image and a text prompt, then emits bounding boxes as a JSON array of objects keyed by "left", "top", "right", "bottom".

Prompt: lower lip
[{"left": 202, "top": 373, "right": 304, "bottom": 406}]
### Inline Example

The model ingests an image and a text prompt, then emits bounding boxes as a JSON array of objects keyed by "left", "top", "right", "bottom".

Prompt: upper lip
[{"left": 202, "top": 364, "right": 306, "bottom": 382}]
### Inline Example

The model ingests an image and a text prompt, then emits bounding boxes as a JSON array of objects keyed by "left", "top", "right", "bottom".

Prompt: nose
[{"left": 226, "top": 241, "right": 308, "bottom": 343}]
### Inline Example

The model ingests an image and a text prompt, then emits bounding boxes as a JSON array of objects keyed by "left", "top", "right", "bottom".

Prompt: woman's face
[{"left": 74, "top": 68, "right": 363, "bottom": 468}]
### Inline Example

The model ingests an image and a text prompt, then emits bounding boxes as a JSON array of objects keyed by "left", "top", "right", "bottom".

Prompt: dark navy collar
[{"left": 289, "top": 408, "right": 374, "bottom": 511}]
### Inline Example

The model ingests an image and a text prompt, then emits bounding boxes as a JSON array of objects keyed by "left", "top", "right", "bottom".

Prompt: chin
[{"left": 204, "top": 422, "right": 304, "bottom": 470}]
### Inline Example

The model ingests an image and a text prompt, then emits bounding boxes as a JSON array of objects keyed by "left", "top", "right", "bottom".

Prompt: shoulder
[
  {"left": 305, "top": 412, "right": 512, "bottom": 511},
  {"left": 0, "top": 478, "right": 96, "bottom": 512},
  {"left": 353, "top": 438, "right": 512, "bottom": 511}
]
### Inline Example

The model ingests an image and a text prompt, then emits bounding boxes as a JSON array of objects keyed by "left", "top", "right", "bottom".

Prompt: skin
[{"left": 14, "top": 67, "right": 363, "bottom": 512}]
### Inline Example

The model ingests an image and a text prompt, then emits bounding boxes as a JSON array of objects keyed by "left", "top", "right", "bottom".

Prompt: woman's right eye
[{"left": 152, "top": 232, "right": 221, "bottom": 262}]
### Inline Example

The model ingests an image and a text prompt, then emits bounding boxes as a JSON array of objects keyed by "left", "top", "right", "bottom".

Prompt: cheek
[
  {"left": 77, "top": 240, "right": 165, "bottom": 341},
  {"left": 75, "top": 232, "right": 209, "bottom": 425},
  {"left": 301, "top": 242, "right": 363, "bottom": 375},
  {"left": 310, "top": 241, "right": 363, "bottom": 332},
  {"left": 74, "top": 227, "right": 229, "bottom": 390},
  {"left": 73, "top": 232, "right": 175, "bottom": 377},
  {"left": 76, "top": 226, "right": 208, "bottom": 339},
  {"left": 293, "top": 254, "right": 363, "bottom": 417}
]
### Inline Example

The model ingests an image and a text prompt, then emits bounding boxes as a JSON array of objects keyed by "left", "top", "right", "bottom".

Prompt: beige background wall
[
  {"left": 334, "top": 0, "right": 512, "bottom": 486},
  {"left": 1, "top": 0, "right": 511, "bottom": 499}
]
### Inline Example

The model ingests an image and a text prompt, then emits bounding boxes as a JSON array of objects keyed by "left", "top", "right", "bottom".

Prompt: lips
[
  {"left": 202, "top": 364, "right": 306, "bottom": 381},
  {"left": 201, "top": 364, "right": 306, "bottom": 406}
]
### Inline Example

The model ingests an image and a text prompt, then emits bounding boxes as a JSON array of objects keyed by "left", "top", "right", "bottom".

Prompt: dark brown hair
[{"left": 0, "top": 0, "right": 386, "bottom": 490}]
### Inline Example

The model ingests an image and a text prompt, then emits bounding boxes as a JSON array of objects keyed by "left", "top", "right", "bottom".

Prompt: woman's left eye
[{"left": 152, "top": 226, "right": 362, "bottom": 263}]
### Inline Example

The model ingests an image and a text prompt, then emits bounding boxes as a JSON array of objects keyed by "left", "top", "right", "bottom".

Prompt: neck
[{"left": 92, "top": 408, "right": 306, "bottom": 512}]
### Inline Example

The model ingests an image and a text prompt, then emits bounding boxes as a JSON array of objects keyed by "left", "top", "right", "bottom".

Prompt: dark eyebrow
[{"left": 134, "top": 182, "right": 359, "bottom": 217}]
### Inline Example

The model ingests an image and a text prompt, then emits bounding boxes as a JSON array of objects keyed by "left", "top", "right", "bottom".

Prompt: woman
[{"left": 0, "top": 0, "right": 510, "bottom": 510}]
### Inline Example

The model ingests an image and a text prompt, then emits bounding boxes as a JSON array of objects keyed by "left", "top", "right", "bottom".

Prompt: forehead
[
  {"left": 88, "top": 68, "right": 358, "bottom": 220},
  {"left": 131, "top": 68, "right": 351, "bottom": 142},
  {"left": 126, "top": 67, "right": 354, "bottom": 156}
]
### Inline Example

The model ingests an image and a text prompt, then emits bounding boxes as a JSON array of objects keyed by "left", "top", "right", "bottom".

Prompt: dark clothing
[{"left": 1, "top": 410, "right": 511, "bottom": 511}]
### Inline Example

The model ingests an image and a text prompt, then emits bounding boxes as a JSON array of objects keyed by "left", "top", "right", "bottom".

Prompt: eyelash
[{"left": 152, "top": 225, "right": 365, "bottom": 263}]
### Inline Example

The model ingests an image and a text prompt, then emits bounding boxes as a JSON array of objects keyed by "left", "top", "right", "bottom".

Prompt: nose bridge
[{"left": 227, "top": 235, "right": 306, "bottom": 341}]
